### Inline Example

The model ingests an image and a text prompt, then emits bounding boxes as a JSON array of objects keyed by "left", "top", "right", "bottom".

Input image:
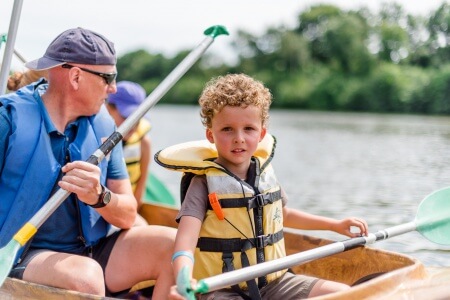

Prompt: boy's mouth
[{"left": 232, "top": 148, "right": 245, "bottom": 153}]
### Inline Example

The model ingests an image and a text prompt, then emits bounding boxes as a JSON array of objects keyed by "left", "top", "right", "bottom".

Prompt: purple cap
[
  {"left": 26, "top": 27, "right": 116, "bottom": 70},
  {"left": 107, "top": 81, "right": 146, "bottom": 118}
]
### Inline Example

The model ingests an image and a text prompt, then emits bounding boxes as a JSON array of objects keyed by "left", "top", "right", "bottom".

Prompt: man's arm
[{"left": 59, "top": 161, "right": 137, "bottom": 229}]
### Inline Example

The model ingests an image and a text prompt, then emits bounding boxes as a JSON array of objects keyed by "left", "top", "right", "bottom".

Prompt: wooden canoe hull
[
  {"left": 284, "top": 229, "right": 427, "bottom": 299},
  {"left": 1, "top": 203, "right": 448, "bottom": 299},
  {"left": 0, "top": 277, "right": 115, "bottom": 300}
]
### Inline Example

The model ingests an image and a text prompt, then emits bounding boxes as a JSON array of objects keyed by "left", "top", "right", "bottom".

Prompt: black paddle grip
[
  {"left": 86, "top": 132, "right": 124, "bottom": 165},
  {"left": 342, "top": 236, "right": 366, "bottom": 251}
]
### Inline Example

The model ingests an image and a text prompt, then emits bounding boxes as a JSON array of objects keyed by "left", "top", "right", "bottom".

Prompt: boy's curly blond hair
[{"left": 199, "top": 73, "right": 272, "bottom": 128}]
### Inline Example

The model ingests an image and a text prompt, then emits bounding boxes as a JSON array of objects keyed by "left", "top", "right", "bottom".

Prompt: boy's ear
[
  {"left": 259, "top": 127, "right": 267, "bottom": 142},
  {"left": 206, "top": 129, "right": 214, "bottom": 143}
]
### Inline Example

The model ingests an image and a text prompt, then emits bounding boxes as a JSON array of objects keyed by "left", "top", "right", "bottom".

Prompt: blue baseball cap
[
  {"left": 107, "top": 81, "right": 146, "bottom": 118},
  {"left": 26, "top": 27, "right": 116, "bottom": 70}
]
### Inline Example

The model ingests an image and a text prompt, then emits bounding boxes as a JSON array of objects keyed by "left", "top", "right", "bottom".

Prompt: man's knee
[{"left": 68, "top": 258, "right": 105, "bottom": 295}]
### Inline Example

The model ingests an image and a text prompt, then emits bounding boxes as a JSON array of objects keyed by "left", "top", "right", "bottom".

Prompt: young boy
[
  {"left": 106, "top": 81, "right": 151, "bottom": 226},
  {"left": 156, "top": 74, "right": 369, "bottom": 299}
]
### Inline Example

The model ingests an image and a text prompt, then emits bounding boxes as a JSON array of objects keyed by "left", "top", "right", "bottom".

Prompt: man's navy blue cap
[{"left": 26, "top": 27, "right": 116, "bottom": 70}]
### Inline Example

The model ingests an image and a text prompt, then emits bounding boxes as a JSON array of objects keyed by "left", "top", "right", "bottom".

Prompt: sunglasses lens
[
  {"left": 62, "top": 64, "right": 117, "bottom": 85},
  {"left": 104, "top": 73, "right": 117, "bottom": 85}
]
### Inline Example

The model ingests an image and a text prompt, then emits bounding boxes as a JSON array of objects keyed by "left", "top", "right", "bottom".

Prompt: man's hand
[{"left": 58, "top": 161, "right": 102, "bottom": 206}]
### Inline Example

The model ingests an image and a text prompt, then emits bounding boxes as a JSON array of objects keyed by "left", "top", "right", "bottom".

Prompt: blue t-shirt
[{"left": 0, "top": 92, "right": 128, "bottom": 253}]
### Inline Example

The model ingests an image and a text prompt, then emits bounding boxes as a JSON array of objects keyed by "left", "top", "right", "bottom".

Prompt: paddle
[
  {"left": 144, "top": 173, "right": 177, "bottom": 206},
  {"left": 0, "top": 0, "right": 24, "bottom": 94},
  {"left": 177, "top": 186, "right": 450, "bottom": 298},
  {"left": 0, "top": 25, "right": 229, "bottom": 286}
]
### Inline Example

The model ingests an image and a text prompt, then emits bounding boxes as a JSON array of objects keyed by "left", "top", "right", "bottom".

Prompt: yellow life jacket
[
  {"left": 123, "top": 119, "right": 151, "bottom": 191},
  {"left": 156, "top": 134, "right": 287, "bottom": 290}
]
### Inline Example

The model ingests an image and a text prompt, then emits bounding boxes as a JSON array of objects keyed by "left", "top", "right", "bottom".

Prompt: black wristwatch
[{"left": 89, "top": 185, "right": 111, "bottom": 208}]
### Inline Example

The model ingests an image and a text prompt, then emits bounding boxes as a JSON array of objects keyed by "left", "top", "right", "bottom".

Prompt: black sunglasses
[{"left": 62, "top": 64, "right": 117, "bottom": 85}]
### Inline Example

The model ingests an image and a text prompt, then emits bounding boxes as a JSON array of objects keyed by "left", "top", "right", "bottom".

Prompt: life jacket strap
[
  {"left": 247, "top": 190, "right": 282, "bottom": 210},
  {"left": 206, "top": 190, "right": 282, "bottom": 210},
  {"left": 241, "top": 251, "right": 262, "bottom": 300},
  {"left": 197, "top": 230, "right": 284, "bottom": 252},
  {"left": 221, "top": 252, "right": 261, "bottom": 300}
]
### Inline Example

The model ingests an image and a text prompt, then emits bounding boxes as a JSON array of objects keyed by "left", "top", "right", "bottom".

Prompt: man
[{"left": 0, "top": 27, "right": 175, "bottom": 299}]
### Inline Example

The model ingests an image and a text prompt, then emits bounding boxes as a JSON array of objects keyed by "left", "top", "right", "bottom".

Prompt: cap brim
[{"left": 25, "top": 57, "right": 65, "bottom": 71}]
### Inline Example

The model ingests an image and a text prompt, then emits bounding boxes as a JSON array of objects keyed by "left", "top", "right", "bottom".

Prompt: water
[{"left": 147, "top": 104, "right": 450, "bottom": 267}]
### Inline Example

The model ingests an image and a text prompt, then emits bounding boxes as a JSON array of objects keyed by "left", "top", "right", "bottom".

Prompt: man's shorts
[{"left": 9, "top": 230, "right": 123, "bottom": 296}]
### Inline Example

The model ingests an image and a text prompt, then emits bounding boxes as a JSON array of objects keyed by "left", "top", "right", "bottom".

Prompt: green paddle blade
[
  {"left": 0, "top": 239, "right": 21, "bottom": 285},
  {"left": 203, "top": 25, "right": 229, "bottom": 38},
  {"left": 176, "top": 266, "right": 196, "bottom": 300},
  {"left": 144, "top": 173, "right": 176, "bottom": 206},
  {"left": 416, "top": 186, "right": 450, "bottom": 245}
]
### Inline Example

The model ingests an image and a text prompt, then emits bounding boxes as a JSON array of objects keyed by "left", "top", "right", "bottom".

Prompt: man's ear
[
  {"left": 259, "top": 127, "right": 267, "bottom": 142},
  {"left": 68, "top": 68, "right": 81, "bottom": 90},
  {"left": 206, "top": 129, "right": 214, "bottom": 143}
]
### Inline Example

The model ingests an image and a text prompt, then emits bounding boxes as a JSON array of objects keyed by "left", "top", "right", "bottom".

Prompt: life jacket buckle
[
  {"left": 222, "top": 252, "right": 235, "bottom": 273},
  {"left": 255, "top": 235, "right": 266, "bottom": 249},
  {"left": 255, "top": 194, "right": 265, "bottom": 207}
]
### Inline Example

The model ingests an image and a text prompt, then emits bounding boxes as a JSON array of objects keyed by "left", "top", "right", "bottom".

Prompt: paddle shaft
[
  {"left": 0, "top": 0, "right": 24, "bottom": 94},
  {"left": 21, "top": 27, "right": 225, "bottom": 236},
  {"left": 196, "top": 221, "right": 417, "bottom": 293}
]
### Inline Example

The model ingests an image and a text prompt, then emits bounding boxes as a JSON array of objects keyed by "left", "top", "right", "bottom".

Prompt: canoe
[
  {"left": 1, "top": 202, "right": 449, "bottom": 299},
  {"left": 140, "top": 204, "right": 450, "bottom": 300}
]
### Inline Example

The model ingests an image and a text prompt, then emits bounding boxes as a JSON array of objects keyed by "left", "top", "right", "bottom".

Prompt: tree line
[{"left": 117, "top": 2, "right": 450, "bottom": 115}]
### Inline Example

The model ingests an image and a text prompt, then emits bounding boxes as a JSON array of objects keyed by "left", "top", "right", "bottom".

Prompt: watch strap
[{"left": 89, "top": 185, "right": 109, "bottom": 208}]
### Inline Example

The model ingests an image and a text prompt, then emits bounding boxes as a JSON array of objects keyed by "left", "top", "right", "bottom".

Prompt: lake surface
[{"left": 147, "top": 104, "right": 450, "bottom": 267}]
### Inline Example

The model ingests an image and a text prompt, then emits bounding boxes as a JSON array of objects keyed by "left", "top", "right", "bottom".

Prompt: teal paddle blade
[
  {"left": 144, "top": 173, "right": 176, "bottom": 206},
  {"left": 176, "top": 266, "right": 196, "bottom": 300},
  {"left": 0, "top": 239, "right": 21, "bottom": 286},
  {"left": 415, "top": 186, "right": 450, "bottom": 245}
]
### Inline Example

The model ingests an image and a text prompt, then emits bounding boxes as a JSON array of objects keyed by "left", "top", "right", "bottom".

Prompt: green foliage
[
  {"left": 320, "top": 14, "right": 373, "bottom": 75},
  {"left": 347, "top": 64, "right": 405, "bottom": 112},
  {"left": 117, "top": 50, "right": 168, "bottom": 83},
  {"left": 115, "top": 2, "right": 450, "bottom": 115},
  {"left": 413, "top": 65, "right": 450, "bottom": 114}
]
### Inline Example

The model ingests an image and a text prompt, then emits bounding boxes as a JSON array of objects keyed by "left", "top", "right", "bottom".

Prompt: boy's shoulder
[{"left": 180, "top": 173, "right": 207, "bottom": 204}]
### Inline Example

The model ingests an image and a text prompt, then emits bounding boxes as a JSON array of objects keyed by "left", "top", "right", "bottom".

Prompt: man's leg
[
  {"left": 105, "top": 225, "right": 176, "bottom": 300},
  {"left": 21, "top": 249, "right": 106, "bottom": 295}
]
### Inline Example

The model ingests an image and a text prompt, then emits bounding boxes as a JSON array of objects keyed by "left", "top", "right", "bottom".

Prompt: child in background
[
  {"left": 7, "top": 69, "right": 47, "bottom": 91},
  {"left": 157, "top": 73, "right": 369, "bottom": 299},
  {"left": 107, "top": 81, "right": 151, "bottom": 226}
]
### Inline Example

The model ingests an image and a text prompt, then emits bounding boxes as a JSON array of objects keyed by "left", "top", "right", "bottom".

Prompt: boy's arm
[
  {"left": 169, "top": 216, "right": 202, "bottom": 299},
  {"left": 283, "top": 207, "right": 368, "bottom": 237},
  {"left": 172, "top": 216, "right": 202, "bottom": 279},
  {"left": 134, "top": 135, "right": 151, "bottom": 206}
]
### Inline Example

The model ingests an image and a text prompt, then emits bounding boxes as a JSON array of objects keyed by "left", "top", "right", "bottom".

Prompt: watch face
[
  {"left": 90, "top": 185, "right": 111, "bottom": 208},
  {"left": 103, "top": 190, "right": 111, "bottom": 205}
]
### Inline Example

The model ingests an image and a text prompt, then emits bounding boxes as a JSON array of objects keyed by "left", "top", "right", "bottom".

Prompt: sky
[{"left": 1, "top": 0, "right": 449, "bottom": 70}]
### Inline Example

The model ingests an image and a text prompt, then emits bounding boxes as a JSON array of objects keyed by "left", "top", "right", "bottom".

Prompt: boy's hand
[
  {"left": 169, "top": 266, "right": 197, "bottom": 300},
  {"left": 336, "top": 217, "right": 369, "bottom": 237},
  {"left": 169, "top": 285, "right": 189, "bottom": 300}
]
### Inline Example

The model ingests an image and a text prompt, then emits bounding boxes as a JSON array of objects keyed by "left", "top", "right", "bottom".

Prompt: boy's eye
[{"left": 222, "top": 127, "right": 232, "bottom": 132}]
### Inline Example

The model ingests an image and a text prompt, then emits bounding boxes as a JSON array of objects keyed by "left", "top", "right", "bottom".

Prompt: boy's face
[{"left": 206, "top": 105, "right": 266, "bottom": 176}]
